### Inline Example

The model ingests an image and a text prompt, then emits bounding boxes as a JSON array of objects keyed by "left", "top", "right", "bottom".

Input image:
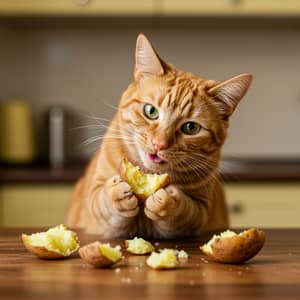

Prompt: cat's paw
[
  {"left": 144, "top": 185, "right": 180, "bottom": 221},
  {"left": 106, "top": 176, "right": 140, "bottom": 218}
]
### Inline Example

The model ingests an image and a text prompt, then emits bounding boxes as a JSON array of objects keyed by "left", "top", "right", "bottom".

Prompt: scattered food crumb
[
  {"left": 202, "top": 272, "right": 206, "bottom": 277},
  {"left": 115, "top": 268, "right": 121, "bottom": 273},
  {"left": 237, "top": 271, "right": 243, "bottom": 276},
  {"left": 154, "top": 242, "right": 160, "bottom": 246},
  {"left": 135, "top": 266, "right": 139, "bottom": 270},
  {"left": 189, "top": 280, "right": 195, "bottom": 286},
  {"left": 178, "top": 250, "right": 189, "bottom": 260},
  {"left": 121, "top": 277, "right": 132, "bottom": 284}
]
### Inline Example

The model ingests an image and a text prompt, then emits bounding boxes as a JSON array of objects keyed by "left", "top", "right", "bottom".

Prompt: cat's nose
[{"left": 152, "top": 138, "right": 168, "bottom": 151}]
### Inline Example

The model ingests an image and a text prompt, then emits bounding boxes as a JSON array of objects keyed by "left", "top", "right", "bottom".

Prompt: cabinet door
[
  {"left": 0, "top": 184, "right": 73, "bottom": 227},
  {"left": 160, "top": 0, "right": 300, "bottom": 16},
  {"left": 0, "top": 0, "right": 153, "bottom": 16},
  {"left": 226, "top": 183, "right": 300, "bottom": 228}
]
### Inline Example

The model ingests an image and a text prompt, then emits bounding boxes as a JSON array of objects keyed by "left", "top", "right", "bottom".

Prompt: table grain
[{"left": 0, "top": 228, "right": 300, "bottom": 300}]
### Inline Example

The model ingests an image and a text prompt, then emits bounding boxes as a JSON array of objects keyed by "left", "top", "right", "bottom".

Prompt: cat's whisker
[
  {"left": 186, "top": 156, "right": 223, "bottom": 187},
  {"left": 82, "top": 134, "right": 138, "bottom": 147}
]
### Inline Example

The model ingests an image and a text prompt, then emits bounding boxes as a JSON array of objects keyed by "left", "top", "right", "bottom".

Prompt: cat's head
[{"left": 119, "top": 34, "right": 252, "bottom": 183}]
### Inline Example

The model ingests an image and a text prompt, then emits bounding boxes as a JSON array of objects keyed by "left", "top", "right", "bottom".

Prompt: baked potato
[
  {"left": 79, "top": 241, "right": 123, "bottom": 268},
  {"left": 120, "top": 159, "right": 169, "bottom": 202},
  {"left": 200, "top": 228, "right": 266, "bottom": 264},
  {"left": 22, "top": 224, "right": 80, "bottom": 259}
]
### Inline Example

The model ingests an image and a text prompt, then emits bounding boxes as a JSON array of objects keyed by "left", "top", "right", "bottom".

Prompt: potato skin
[
  {"left": 79, "top": 242, "right": 121, "bottom": 268},
  {"left": 201, "top": 228, "right": 266, "bottom": 264},
  {"left": 119, "top": 158, "right": 170, "bottom": 202},
  {"left": 22, "top": 234, "right": 66, "bottom": 259}
]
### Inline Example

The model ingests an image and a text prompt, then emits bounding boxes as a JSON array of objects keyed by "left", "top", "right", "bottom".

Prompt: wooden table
[{"left": 0, "top": 228, "right": 299, "bottom": 300}]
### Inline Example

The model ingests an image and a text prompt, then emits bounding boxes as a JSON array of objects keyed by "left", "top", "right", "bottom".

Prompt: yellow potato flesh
[
  {"left": 24, "top": 224, "right": 79, "bottom": 256},
  {"left": 201, "top": 230, "right": 236, "bottom": 255},
  {"left": 147, "top": 249, "right": 178, "bottom": 269},
  {"left": 98, "top": 243, "right": 122, "bottom": 263},
  {"left": 124, "top": 160, "right": 168, "bottom": 198},
  {"left": 126, "top": 237, "right": 154, "bottom": 254}
]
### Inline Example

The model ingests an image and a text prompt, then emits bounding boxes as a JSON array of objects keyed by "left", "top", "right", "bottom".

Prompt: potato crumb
[
  {"left": 121, "top": 277, "right": 132, "bottom": 284},
  {"left": 125, "top": 237, "right": 154, "bottom": 254},
  {"left": 177, "top": 250, "right": 189, "bottom": 259},
  {"left": 146, "top": 249, "right": 178, "bottom": 269}
]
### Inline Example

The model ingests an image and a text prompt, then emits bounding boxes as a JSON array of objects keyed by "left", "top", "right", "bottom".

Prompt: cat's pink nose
[{"left": 152, "top": 138, "right": 168, "bottom": 151}]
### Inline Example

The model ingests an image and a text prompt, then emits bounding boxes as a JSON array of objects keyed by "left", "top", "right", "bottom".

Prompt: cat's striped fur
[{"left": 66, "top": 34, "right": 252, "bottom": 239}]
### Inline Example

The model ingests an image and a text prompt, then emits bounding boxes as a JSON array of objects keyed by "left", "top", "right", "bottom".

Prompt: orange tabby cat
[{"left": 66, "top": 34, "right": 252, "bottom": 239}]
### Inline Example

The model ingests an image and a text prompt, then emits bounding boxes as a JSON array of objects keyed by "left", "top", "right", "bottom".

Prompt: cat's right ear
[{"left": 135, "top": 33, "right": 164, "bottom": 80}]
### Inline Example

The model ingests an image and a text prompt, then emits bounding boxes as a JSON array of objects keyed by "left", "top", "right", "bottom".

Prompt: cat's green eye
[
  {"left": 181, "top": 122, "right": 201, "bottom": 135},
  {"left": 143, "top": 104, "right": 159, "bottom": 120}
]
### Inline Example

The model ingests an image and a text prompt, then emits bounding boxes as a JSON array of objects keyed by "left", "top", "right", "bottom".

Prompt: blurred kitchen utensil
[
  {"left": 0, "top": 100, "right": 36, "bottom": 164},
  {"left": 46, "top": 105, "right": 67, "bottom": 169}
]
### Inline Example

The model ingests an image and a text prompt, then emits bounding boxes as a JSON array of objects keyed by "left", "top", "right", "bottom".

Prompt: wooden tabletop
[{"left": 0, "top": 228, "right": 299, "bottom": 300}]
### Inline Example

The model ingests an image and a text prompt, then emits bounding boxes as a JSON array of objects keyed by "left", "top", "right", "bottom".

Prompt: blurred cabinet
[
  {"left": 226, "top": 183, "right": 300, "bottom": 228},
  {"left": 1, "top": 0, "right": 300, "bottom": 16},
  {"left": 159, "top": 0, "right": 300, "bottom": 16},
  {"left": 0, "top": 0, "right": 153, "bottom": 16},
  {"left": 0, "top": 184, "right": 73, "bottom": 227},
  {"left": 1, "top": 183, "right": 300, "bottom": 227}
]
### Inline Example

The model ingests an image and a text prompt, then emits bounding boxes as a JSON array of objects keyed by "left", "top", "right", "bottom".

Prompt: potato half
[
  {"left": 22, "top": 224, "right": 80, "bottom": 259},
  {"left": 146, "top": 249, "right": 178, "bottom": 270},
  {"left": 79, "top": 241, "right": 123, "bottom": 268},
  {"left": 200, "top": 228, "right": 266, "bottom": 264},
  {"left": 120, "top": 159, "right": 169, "bottom": 202},
  {"left": 125, "top": 237, "right": 154, "bottom": 255}
]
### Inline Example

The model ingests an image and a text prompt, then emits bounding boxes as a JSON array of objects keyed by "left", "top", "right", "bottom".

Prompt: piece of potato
[
  {"left": 125, "top": 237, "right": 154, "bottom": 255},
  {"left": 177, "top": 249, "right": 189, "bottom": 260},
  {"left": 79, "top": 241, "right": 122, "bottom": 268},
  {"left": 200, "top": 228, "right": 266, "bottom": 264},
  {"left": 146, "top": 249, "right": 178, "bottom": 270},
  {"left": 120, "top": 159, "right": 169, "bottom": 201},
  {"left": 22, "top": 224, "right": 80, "bottom": 259}
]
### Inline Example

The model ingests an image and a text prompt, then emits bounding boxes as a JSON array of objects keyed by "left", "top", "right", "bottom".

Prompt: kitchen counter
[
  {"left": 0, "top": 228, "right": 299, "bottom": 300},
  {"left": 1, "top": 158, "right": 300, "bottom": 183}
]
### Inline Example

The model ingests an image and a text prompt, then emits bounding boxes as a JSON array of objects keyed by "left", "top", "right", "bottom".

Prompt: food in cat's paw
[
  {"left": 146, "top": 249, "right": 178, "bottom": 269},
  {"left": 79, "top": 241, "right": 122, "bottom": 268},
  {"left": 22, "top": 224, "right": 80, "bottom": 259},
  {"left": 125, "top": 237, "right": 154, "bottom": 254},
  {"left": 200, "top": 228, "right": 266, "bottom": 264},
  {"left": 120, "top": 159, "right": 169, "bottom": 202}
]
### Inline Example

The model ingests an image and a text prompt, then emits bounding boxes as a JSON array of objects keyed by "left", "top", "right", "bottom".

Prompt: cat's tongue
[{"left": 148, "top": 153, "right": 165, "bottom": 164}]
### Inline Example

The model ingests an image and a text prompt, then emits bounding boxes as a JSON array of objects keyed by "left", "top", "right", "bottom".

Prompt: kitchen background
[{"left": 0, "top": 0, "right": 300, "bottom": 229}]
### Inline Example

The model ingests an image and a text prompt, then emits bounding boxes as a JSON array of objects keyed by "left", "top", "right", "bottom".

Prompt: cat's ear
[
  {"left": 207, "top": 73, "right": 253, "bottom": 117},
  {"left": 135, "top": 33, "right": 164, "bottom": 80}
]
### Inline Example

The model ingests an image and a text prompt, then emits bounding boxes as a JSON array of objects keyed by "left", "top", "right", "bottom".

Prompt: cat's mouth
[{"left": 148, "top": 153, "right": 165, "bottom": 164}]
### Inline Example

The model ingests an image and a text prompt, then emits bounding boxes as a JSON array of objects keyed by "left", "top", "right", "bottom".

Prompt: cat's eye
[
  {"left": 181, "top": 122, "right": 201, "bottom": 135},
  {"left": 143, "top": 104, "right": 159, "bottom": 120}
]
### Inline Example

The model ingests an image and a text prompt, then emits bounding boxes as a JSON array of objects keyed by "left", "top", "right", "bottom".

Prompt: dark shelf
[{"left": 1, "top": 158, "right": 300, "bottom": 184}]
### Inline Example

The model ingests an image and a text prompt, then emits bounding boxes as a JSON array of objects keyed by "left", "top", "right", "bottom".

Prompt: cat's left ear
[
  {"left": 135, "top": 33, "right": 164, "bottom": 80},
  {"left": 207, "top": 73, "right": 253, "bottom": 117}
]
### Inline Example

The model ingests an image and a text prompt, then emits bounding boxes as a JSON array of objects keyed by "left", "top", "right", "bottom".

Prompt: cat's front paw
[
  {"left": 144, "top": 185, "right": 180, "bottom": 221},
  {"left": 106, "top": 176, "right": 140, "bottom": 218}
]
